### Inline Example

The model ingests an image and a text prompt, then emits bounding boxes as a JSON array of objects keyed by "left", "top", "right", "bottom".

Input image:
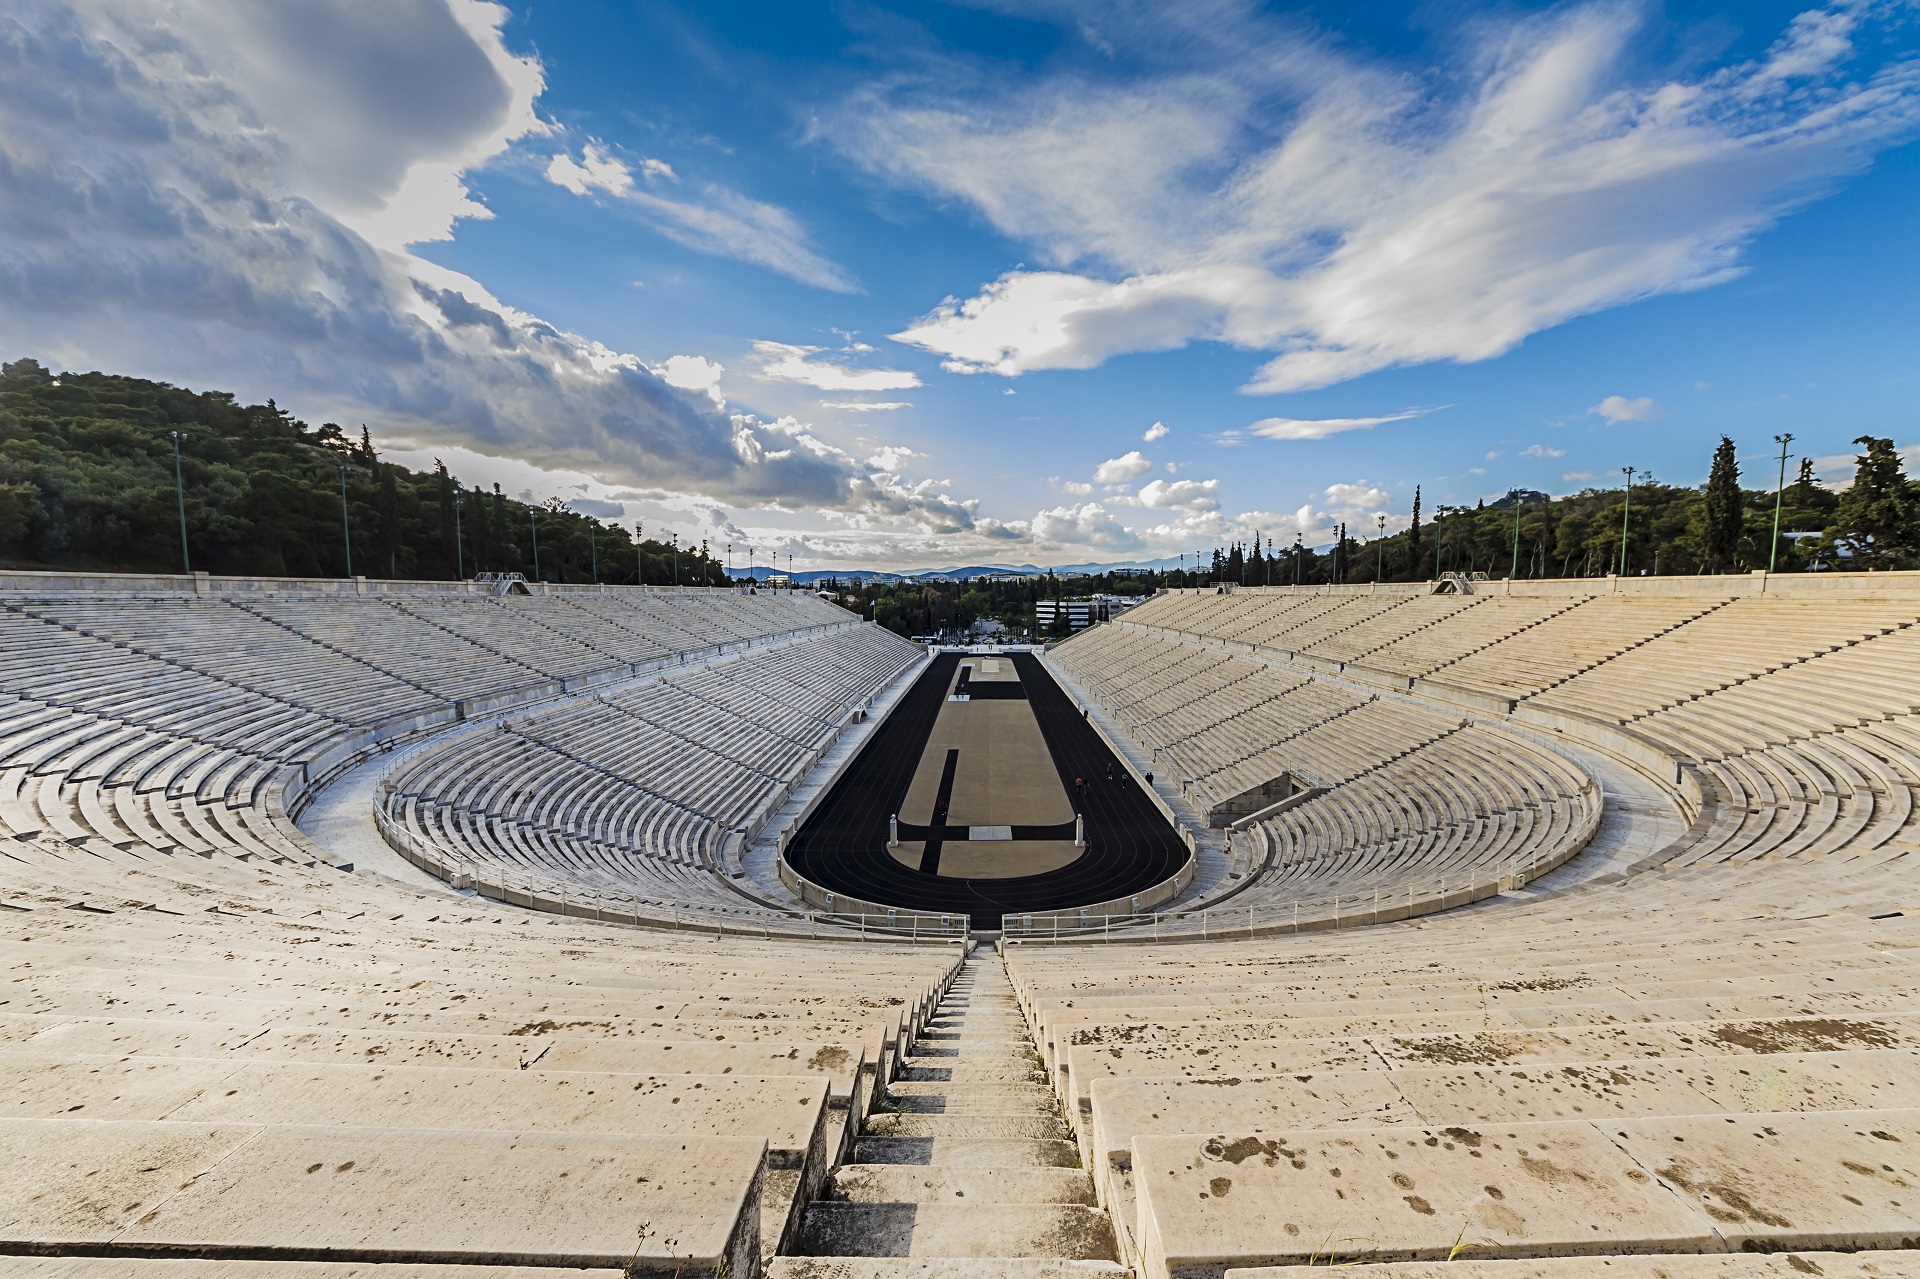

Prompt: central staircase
[{"left": 774, "top": 947, "right": 1124, "bottom": 1278}]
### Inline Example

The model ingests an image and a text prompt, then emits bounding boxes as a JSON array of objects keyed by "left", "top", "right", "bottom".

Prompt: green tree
[
  {"left": 1827, "top": 437, "right": 1917, "bottom": 570},
  {"left": 1700, "top": 436, "right": 1744, "bottom": 572}
]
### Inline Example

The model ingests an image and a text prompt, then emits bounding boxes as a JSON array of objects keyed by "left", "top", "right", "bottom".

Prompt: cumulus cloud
[
  {"left": 1093, "top": 450, "right": 1154, "bottom": 483},
  {"left": 1323, "top": 482, "right": 1391, "bottom": 511},
  {"left": 1143, "top": 420, "right": 1169, "bottom": 442},
  {"left": 1030, "top": 502, "right": 1138, "bottom": 549},
  {"left": 1563, "top": 470, "right": 1600, "bottom": 483},
  {"left": 0, "top": 0, "right": 970, "bottom": 535},
  {"left": 1135, "top": 477, "right": 1219, "bottom": 511},
  {"left": 751, "top": 342, "right": 922, "bottom": 391},
  {"left": 544, "top": 142, "right": 856, "bottom": 292},
  {"left": 864, "top": 445, "right": 920, "bottom": 471},
  {"left": 1213, "top": 408, "right": 1432, "bottom": 444},
  {"left": 650, "top": 354, "right": 726, "bottom": 405},
  {"left": 1520, "top": 443, "right": 1567, "bottom": 458},
  {"left": 844, "top": 2, "right": 1920, "bottom": 391},
  {"left": 1590, "top": 395, "right": 1660, "bottom": 423}
]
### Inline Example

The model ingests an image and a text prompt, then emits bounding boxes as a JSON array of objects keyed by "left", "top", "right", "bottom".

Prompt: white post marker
[{"left": 1075, "top": 813, "right": 1085, "bottom": 847}]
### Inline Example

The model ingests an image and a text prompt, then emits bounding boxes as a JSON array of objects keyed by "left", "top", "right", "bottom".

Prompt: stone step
[
  {"left": 827, "top": 1165, "right": 1096, "bottom": 1205},
  {"left": 897, "top": 1059, "right": 1046, "bottom": 1080},
  {"left": 770, "top": 1258, "right": 1129, "bottom": 1279},
  {"left": 864, "top": 1113, "right": 1068, "bottom": 1140},
  {"left": 885, "top": 1084, "right": 1058, "bottom": 1114},
  {"left": 906, "top": 1045, "right": 1041, "bottom": 1061},
  {"left": 851, "top": 1136, "right": 1081, "bottom": 1168},
  {"left": 794, "top": 1203, "right": 1119, "bottom": 1260}
]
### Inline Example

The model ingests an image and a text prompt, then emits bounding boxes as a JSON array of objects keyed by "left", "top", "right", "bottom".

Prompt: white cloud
[
  {"left": 650, "top": 354, "right": 726, "bottom": 406},
  {"left": 1323, "top": 482, "right": 1391, "bottom": 512},
  {"left": 1563, "top": 470, "right": 1600, "bottom": 483},
  {"left": 1215, "top": 408, "right": 1431, "bottom": 444},
  {"left": 1093, "top": 450, "right": 1153, "bottom": 483},
  {"left": 1135, "top": 478, "right": 1220, "bottom": 511},
  {"left": 1590, "top": 395, "right": 1660, "bottom": 423},
  {"left": 822, "top": 401, "right": 912, "bottom": 411},
  {"left": 1054, "top": 478, "right": 1095, "bottom": 496},
  {"left": 752, "top": 342, "right": 922, "bottom": 392},
  {"left": 1143, "top": 420, "right": 1170, "bottom": 442},
  {"left": 847, "top": 2, "right": 1920, "bottom": 391},
  {"left": 545, "top": 143, "right": 634, "bottom": 197},
  {"left": 1485, "top": 450, "right": 1504, "bottom": 460},
  {"left": 113, "top": 0, "right": 552, "bottom": 253},
  {"left": 1520, "top": 443, "right": 1566, "bottom": 458},
  {"left": 1030, "top": 502, "right": 1138, "bottom": 549},
  {"left": 864, "top": 445, "right": 921, "bottom": 471},
  {"left": 544, "top": 142, "right": 856, "bottom": 292}
]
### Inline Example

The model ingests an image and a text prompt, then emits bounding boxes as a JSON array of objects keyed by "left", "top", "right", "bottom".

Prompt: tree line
[
  {"left": 1205, "top": 435, "right": 1915, "bottom": 586},
  {"left": 0, "top": 359, "right": 726, "bottom": 585}
]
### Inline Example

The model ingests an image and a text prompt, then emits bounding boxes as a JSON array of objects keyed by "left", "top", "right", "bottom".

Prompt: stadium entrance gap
[{"left": 782, "top": 650, "right": 1190, "bottom": 927}]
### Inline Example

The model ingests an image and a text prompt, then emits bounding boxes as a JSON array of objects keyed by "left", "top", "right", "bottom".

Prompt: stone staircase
[{"left": 775, "top": 947, "right": 1125, "bottom": 1278}]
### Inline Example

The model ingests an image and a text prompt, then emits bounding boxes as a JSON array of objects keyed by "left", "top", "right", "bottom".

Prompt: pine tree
[
  {"left": 1407, "top": 485, "right": 1423, "bottom": 580},
  {"left": 1702, "top": 435, "right": 1743, "bottom": 572},
  {"left": 1830, "top": 436, "right": 1918, "bottom": 570}
]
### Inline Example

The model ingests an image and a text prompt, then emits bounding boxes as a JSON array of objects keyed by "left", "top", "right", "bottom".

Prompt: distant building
[
  {"left": 969, "top": 618, "right": 1007, "bottom": 638},
  {"left": 1037, "top": 596, "right": 1142, "bottom": 632}
]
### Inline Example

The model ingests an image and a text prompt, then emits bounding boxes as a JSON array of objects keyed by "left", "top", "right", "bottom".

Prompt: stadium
[{"left": 4, "top": 565, "right": 1919, "bottom": 1279}]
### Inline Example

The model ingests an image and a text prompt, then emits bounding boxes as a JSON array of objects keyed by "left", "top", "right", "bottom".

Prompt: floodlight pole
[
  {"left": 529, "top": 508, "right": 540, "bottom": 581},
  {"left": 338, "top": 463, "right": 353, "bottom": 578},
  {"left": 1377, "top": 514, "right": 1386, "bottom": 579},
  {"left": 1511, "top": 497, "right": 1522, "bottom": 580},
  {"left": 636, "top": 523, "right": 644, "bottom": 585},
  {"left": 167, "top": 431, "right": 191, "bottom": 574},
  {"left": 1618, "top": 468, "right": 1635, "bottom": 576},
  {"left": 671, "top": 534, "right": 679, "bottom": 586},
  {"left": 1770, "top": 433, "right": 1796, "bottom": 573},
  {"left": 453, "top": 493, "right": 464, "bottom": 580},
  {"left": 589, "top": 521, "right": 597, "bottom": 584}
]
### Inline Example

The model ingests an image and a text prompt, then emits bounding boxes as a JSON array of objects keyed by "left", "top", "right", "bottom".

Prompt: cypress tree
[
  {"left": 1407, "top": 486, "right": 1423, "bottom": 580},
  {"left": 1702, "top": 435, "right": 1743, "bottom": 572}
]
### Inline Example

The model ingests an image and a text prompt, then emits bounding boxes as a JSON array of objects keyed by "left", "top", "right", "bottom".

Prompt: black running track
[{"left": 783, "top": 650, "right": 1189, "bottom": 927}]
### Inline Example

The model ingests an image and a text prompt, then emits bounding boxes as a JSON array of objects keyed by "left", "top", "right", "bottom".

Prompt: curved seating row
[
  {"left": 0, "top": 586, "right": 875, "bottom": 892},
  {"left": 382, "top": 626, "right": 923, "bottom": 920},
  {"left": 1049, "top": 624, "right": 1599, "bottom": 916}
]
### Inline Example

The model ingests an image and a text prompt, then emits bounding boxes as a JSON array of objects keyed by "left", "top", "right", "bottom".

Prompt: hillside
[{"left": 0, "top": 357, "right": 726, "bottom": 584}]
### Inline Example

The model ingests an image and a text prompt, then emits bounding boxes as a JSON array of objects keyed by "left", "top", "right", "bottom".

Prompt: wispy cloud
[
  {"left": 840, "top": 2, "right": 1920, "bottom": 390},
  {"left": 752, "top": 341, "right": 921, "bottom": 391},
  {"left": 822, "top": 401, "right": 913, "bottom": 411},
  {"left": 1520, "top": 443, "right": 1566, "bottom": 458},
  {"left": 546, "top": 142, "right": 857, "bottom": 292},
  {"left": 1213, "top": 407, "right": 1432, "bottom": 444}
]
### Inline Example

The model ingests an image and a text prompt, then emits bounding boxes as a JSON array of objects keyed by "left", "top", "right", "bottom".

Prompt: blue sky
[{"left": 6, "top": 1, "right": 1918, "bottom": 569}]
